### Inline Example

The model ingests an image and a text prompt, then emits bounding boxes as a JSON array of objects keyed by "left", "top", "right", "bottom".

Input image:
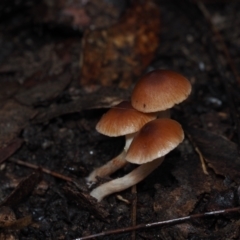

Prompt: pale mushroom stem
[
  {"left": 90, "top": 157, "right": 164, "bottom": 202},
  {"left": 86, "top": 133, "right": 136, "bottom": 183},
  {"left": 86, "top": 151, "right": 127, "bottom": 183}
]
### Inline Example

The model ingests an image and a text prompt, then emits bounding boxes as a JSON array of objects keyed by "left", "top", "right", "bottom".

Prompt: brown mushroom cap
[
  {"left": 125, "top": 118, "right": 184, "bottom": 164},
  {"left": 96, "top": 101, "right": 156, "bottom": 137},
  {"left": 131, "top": 69, "right": 192, "bottom": 113}
]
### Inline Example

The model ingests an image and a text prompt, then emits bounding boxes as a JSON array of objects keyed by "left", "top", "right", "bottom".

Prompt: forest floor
[{"left": 0, "top": 0, "right": 240, "bottom": 239}]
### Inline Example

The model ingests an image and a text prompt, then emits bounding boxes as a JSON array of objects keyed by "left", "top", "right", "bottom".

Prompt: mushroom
[
  {"left": 131, "top": 69, "right": 192, "bottom": 117},
  {"left": 86, "top": 101, "right": 156, "bottom": 182},
  {"left": 90, "top": 118, "right": 184, "bottom": 202}
]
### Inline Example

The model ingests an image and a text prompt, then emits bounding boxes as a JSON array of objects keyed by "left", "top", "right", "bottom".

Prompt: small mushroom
[
  {"left": 131, "top": 69, "right": 192, "bottom": 117},
  {"left": 86, "top": 101, "right": 156, "bottom": 182},
  {"left": 90, "top": 118, "right": 184, "bottom": 201}
]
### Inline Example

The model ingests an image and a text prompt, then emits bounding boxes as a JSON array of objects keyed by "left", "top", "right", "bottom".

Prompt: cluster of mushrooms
[{"left": 86, "top": 69, "right": 192, "bottom": 202}]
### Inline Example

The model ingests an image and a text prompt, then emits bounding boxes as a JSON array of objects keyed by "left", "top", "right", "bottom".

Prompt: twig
[
  {"left": 194, "top": 147, "right": 208, "bottom": 175},
  {"left": 75, "top": 207, "right": 240, "bottom": 240},
  {"left": 9, "top": 158, "right": 73, "bottom": 182},
  {"left": 131, "top": 185, "right": 137, "bottom": 240},
  {"left": 186, "top": 133, "right": 208, "bottom": 175}
]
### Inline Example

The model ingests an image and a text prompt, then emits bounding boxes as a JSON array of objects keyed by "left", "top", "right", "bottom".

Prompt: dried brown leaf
[
  {"left": 186, "top": 126, "right": 240, "bottom": 182},
  {"left": 63, "top": 182, "right": 109, "bottom": 221},
  {"left": 15, "top": 70, "right": 71, "bottom": 106},
  {"left": 35, "top": 0, "right": 124, "bottom": 30},
  {"left": 0, "top": 138, "right": 23, "bottom": 164},
  {"left": 0, "top": 100, "right": 37, "bottom": 148},
  {"left": 33, "top": 86, "right": 129, "bottom": 123},
  {"left": 0, "top": 171, "right": 42, "bottom": 207},
  {"left": 80, "top": 1, "right": 160, "bottom": 88},
  {"left": 154, "top": 154, "right": 211, "bottom": 220},
  {"left": 0, "top": 206, "right": 32, "bottom": 229}
]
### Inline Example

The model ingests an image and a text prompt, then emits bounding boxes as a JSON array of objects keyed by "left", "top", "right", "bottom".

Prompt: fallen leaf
[
  {"left": 33, "top": 86, "right": 129, "bottom": 123},
  {"left": 35, "top": 0, "right": 124, "bottom": 30},
  {"left": 0, "top": 206, "right": 16, "bottom": 228},
  {"left": 0, "top": 81, "right": 20, "bottom": 108},
  {"left": 0, "top": 171, "right": 42, "bottom": 207},
  {"left": 0, "top": 206, "right": 32, "bottom": 229},
  {"left": 0, "top": 100, "right": 37, "bottom": 148},
  {"left": 0, "top": 138, "right": 23, "bottom": 164},
  {"left": 63, "top": 182, "right": 109, "bottom": 221},
  {"left": 186, "top": 126, "right": 240, "bottom": 182},
  {"left": 80, "top": 1, "right": 160, "bottom": 88},
  {"left": 153, "top": 154, "right": 211, "bottom": 220},
  {"left": 15, "top": 70, "right": 71, "bottom": 106}
]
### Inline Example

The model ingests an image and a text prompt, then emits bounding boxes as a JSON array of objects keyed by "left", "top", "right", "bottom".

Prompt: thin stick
[
  {"left": 194, "top": 147, "right": 208, "bottom": 175},
  {"left": 186, "top": 133, "right": 208, "bottom": 175},
  {"left": 131, "top": 185, "right": 137, "bottom": 240},
  {"left": 75, "top": 207, "right": 240, "bottom": 240},
  {"left": 9, "top": 158, "right": 73, "bottom": 182}
]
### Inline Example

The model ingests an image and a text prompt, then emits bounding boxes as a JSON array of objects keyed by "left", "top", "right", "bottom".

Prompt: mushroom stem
[
  {"left": 124, "top": 133, "right": 136, "bottom": 151},
  {"left": 86, "top": 133, "right": 135, "bottom": 183},
  {"left": 90, "top": 157, "right": 164, "bottom": 202},
  {"left": 86, "top": 151, "right": 127, "bottom": 182}
]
